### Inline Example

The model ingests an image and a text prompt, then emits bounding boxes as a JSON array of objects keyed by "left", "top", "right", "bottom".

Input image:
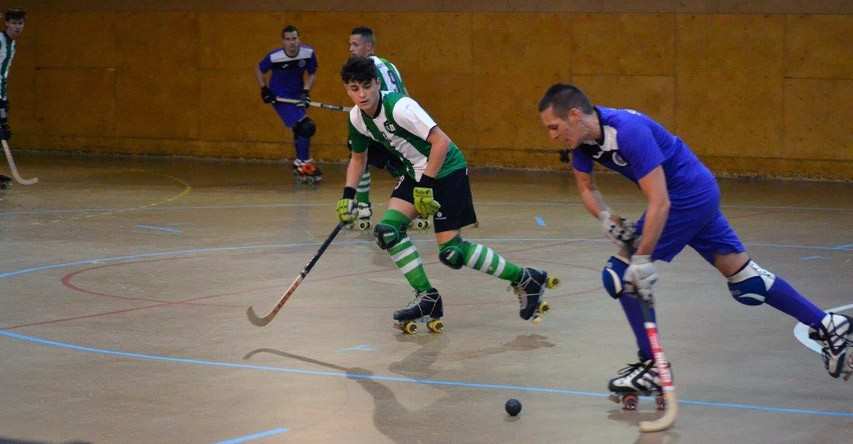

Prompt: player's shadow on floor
[{"left": 242, "top": 348, "right": 482, "bottom": 443}]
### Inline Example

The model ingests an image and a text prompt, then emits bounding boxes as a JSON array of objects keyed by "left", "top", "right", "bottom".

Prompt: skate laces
[
  {"left": 809, "top": 314, "right": 852, "bottom": 353},
  {"left": 617, "top": 361, "right": 647, "bottom": 377}
]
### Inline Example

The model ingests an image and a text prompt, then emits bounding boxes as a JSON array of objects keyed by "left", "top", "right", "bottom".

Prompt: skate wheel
[
  {"left": 608, "top": 393, "right": 622, "bottom": 405},
  {"left": 356, "top": 220, "right": 371, "bottom": 231},
  {"left": 655, "top": 395, "right": 666, "bottom": 411},
  {"left": 426, "top": 319, "right": 444, "bottom": 334},
  {"left": 622, "top": 393, "right": 639, "bottom": 411},
  {"left": 399, "top": 321, "right": 417, "bottom": 335},
  {"left": 546, "top": 277, "right": 560, "bottom": 288}
]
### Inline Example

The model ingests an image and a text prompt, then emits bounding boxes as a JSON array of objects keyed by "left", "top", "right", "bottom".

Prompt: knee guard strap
[
  {"left": 438, "top": 236, "right": 465, "bottom": 269},
  {"left": 373, "top": 210, "right": 410, "bottom": 250},
  {"left": 727, "top": 260, "right": 776, "bottom": 306},
  {"left": 374, "top": 223, "right": 403, "bottom": 250},
  {"left": 602, "top": 255, "right": 629, "bottom": 299},
  {"left": 293, "top": 116, "right": 316, "bottom": 138}
]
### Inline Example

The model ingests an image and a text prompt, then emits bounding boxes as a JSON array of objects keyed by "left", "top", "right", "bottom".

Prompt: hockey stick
[
  {"left": 626, "top": 245, "right": 678, "bottom": 432},
  {"left": 246, "top": 222, "right": 346, "bottom": 327},
  {"left": 275, "top": 97, "right": 352, "bottom": 113},
  {"left": 2, "top": 139, "right": 38, "bottom": 185}
]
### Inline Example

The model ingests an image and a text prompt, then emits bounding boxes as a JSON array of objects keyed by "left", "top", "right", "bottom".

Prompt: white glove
[
  {"left": 624, "top": 255, "right": 657, "bottom": 301},
  {"left": 599, "top": 210, "right": 636, "bottom": 249}
]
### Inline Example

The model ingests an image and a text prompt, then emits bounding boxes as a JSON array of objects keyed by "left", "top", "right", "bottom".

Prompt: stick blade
[
  {"left": 639, "top": 391, "right": 678, "bottom": 432},
  {"left": 246, "top": 305, "right": 274, "bottom": 327}
]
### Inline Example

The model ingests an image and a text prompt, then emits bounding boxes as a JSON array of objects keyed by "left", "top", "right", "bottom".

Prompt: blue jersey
[
  {"left": 572, "top": 106, "right": 717, "bottom": 208},
  {"left": 258, "top": 44, "right": 318, "bottom": 98}
]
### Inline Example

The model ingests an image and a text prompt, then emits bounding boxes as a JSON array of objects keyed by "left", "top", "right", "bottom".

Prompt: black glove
[
  {"left": 297, "top": 89, "right": 311, "bottom": 108},
  {"left": 260, "top": 86, "right": 275, "bottom": 104},
  {"left": 558, "top": 149, "right": 571, "bottom": 164}
]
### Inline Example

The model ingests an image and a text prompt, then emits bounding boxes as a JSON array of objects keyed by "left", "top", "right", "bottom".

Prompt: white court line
[{"left": 794, "top": 303, "right": 853, "bottom": 353}]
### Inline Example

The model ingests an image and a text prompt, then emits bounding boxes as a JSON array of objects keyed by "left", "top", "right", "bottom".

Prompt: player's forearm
[
  {"left": 255, "top": 67, "right": 267, "bottom": 88},
  {"left": 575, "top": 171, "right": 607, "bottom": 218},
  {"left": 636, "top": 200, "right": 668, "bottom": 255},
  {"left": 346, "top": 152, "right": 367, "bottom": 189},
  {"left": 424, "top": 127, "right": 450, "bottom": 178},
  {"left": 303, "top": 73, "right": 317, "bottom": 91}
]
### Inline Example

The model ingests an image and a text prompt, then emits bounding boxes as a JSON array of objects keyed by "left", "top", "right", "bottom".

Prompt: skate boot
[
  {"left": 0, "top": 174, "right": 11, "bottom": 190},
  {"left": 809, "top": 312, "right": 853, "bottom": 381},
  {"left": 352, "top": 202, "right": 372, "bottom": 231},
  {"left": 608, "top": 355, "right": 670, "bottom": 411},
  {"left": 393, "top": 288, "right": 444, "bottom": 335},
  {"left": 292, "top": 159, "right": 323, "bottom": 185},
  {"left": 511, "top": 267, "right": 559, "bottom": 323},
  {"left": 409, "top": 216, "right": 431, "bottom": 231}
]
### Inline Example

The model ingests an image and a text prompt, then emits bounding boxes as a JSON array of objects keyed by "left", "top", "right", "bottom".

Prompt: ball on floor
[{"left": 505, "top": 398, "right": 522, "bottom": 416}]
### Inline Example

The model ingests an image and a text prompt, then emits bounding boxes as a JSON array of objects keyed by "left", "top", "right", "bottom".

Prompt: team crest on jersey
[
  {"left": 384, "top": 122, "right": 397, "bottom": 133},
  {"left": 298, "top": 60, "right": 306, "bottom": 68}
]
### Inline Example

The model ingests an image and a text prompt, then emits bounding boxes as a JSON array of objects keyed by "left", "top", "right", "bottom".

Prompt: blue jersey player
[
  {"left": 0, "top": 8, "right": 25, "bottom": 190},
  {"left": 255, "top": 25, "right": 321, "bottom": 183},
  {"left": 538, "top": 84, "right": 852, "bottom": 394}
]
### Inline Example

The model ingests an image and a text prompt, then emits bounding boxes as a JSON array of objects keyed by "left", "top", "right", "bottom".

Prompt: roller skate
[
  {"left": 608, "top": 356, "right": 669, "bottom": 411},
  {"left": 511, "top": 267, "right": 559, "bottom": 323},
  {"left": 292, "top": 159, "right": 323, "bottom": 185},
  {"left": 350, "top": 202, "right": 372, "bottom": 231},
  {"left": 409, "top": 216, "right": 431, "bottom": 231},
  {"left": 0, "top": 174, "right": 11, "bottom": 190},
  {"left": 393, "top": 288, "right": 444, "bottom": 335},
  {"left": 809, "top": 312, "right": 853, "bottom": 381}
]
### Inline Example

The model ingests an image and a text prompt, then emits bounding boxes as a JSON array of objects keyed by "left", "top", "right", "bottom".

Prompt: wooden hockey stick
[
  {"left": 275, "top": 97, "right": 352, "bottom": 113},
  {"left": 638, "top": 299, "right": 678, "bottom": 432},
  {"left": 626, "top": 244, "right": 678, "bottom": 432},
  {"left": 247, "top": 222, "right": 346, "bottom": 327},
  {"left": 2, "top": 139, "right": 38, "bottom": 185}
]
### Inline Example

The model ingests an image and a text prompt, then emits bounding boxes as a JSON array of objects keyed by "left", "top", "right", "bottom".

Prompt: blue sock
[
  {"left": 295, "top": 136, "right": 310, "bottom": 161},
  {"left": 618, "top": 294, "right": 655, "bottom": 361},
  {"left": 766, "top": 276, "right": 825, "bottom": 327}
]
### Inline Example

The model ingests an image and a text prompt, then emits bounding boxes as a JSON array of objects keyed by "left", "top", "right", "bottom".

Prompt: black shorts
[
  {"left": 391, "top": 168, "right": 478, "bottom": 232},
  {"left": 349, "top": 140, "right": 405, "bottom": 176}
]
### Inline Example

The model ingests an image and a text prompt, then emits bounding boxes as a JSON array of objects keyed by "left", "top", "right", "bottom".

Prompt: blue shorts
[
  {"left": 273, "top": 102, "right": 306, "bottom": 128},
  {"left": 635, "top": 185, "right": 745, "bottom": 264}
]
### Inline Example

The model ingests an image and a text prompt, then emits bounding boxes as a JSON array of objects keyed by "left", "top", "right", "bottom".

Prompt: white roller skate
[
  {"left": 292, "top": 159, "right": 323, "bottom": 185},
  {"left": 409, "top": 216, "right": 431, "bottom": 231},
  {"left": 511, "top": 267, "right": 558, "bottom": 323},
  {"left": 608, "top": 356, "right": 670, "bottom": 411},
  {"left": 352, "top": 202, "right": 372, "bottom": 231},
  {"left": 809, "top": 313, "right": 853, "bottom": 381},
  {"left": 393, "top": 288, "right": 444, "bottom": 335}
]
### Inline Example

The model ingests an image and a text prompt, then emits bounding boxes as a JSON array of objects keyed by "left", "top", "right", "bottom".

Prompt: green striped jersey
[
  {"left": 348, "top": 92, "right": 466, "bottom": 180},
  {"left": 0, "top": 32, "right": 16, "bottom": 100},
  {"left": 370, "top": 55, "right": 407, "bottom": 95}
]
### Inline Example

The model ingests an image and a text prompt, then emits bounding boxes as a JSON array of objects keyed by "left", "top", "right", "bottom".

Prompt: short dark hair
[
  {"left": 5, "top": 8, "right": 25, "bottom": 21},
  {"left": 351, "top": 26, "right": 375, "bottom": 45},
  {"left": 538, "top": 84, "right": 594, "bottom": 117},
  {"left": 341, "top": 56, "right": 378, "bottom": 84},
  {"left": 281, "top": 25, "right": 299, "bottom": 38}
]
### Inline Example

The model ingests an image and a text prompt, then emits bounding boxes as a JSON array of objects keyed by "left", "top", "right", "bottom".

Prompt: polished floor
[{"left": 1, "top": 152, "right": 851, "bottom": 444}]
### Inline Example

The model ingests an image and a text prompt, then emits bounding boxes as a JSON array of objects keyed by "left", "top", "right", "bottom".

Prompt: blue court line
[
  {"left": 4, "top": 237, "right": 851, "bottom": 280},
  {"left": 832, "top": 243, "right": 853, "bottom": 251},
  {"left": 535, "top": 216, "right": 546, "bottom": 227},
  {"left": 135, "top": 224, "right": 182, "bottom": 234},
  {"left": 215, "top": 427, "right": 288, "bottom": 444},
  {"left": 1, "top": 330, "right": 851, "bottom": 419}
]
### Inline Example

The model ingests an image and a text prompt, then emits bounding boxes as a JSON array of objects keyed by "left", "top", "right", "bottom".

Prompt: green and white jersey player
[
  {"left": 346, "top": 26, "right": 428, "bottom": 231},
  {"left": 336, "top": 56, "right": 559, "bottom": 333}
]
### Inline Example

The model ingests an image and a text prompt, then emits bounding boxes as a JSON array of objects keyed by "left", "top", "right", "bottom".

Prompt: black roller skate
[
  {"left": 409, "top": 216, "right": 431, "bottom": 231},
  {"left": 608, "top": 355, "right": 670, "bottom": 411},
  {"left": 292, "top": 159, "right": 322, "bottom": 185},
  {"left": 809, "top": 313, "right": 853, "bottom": 381},
  {"left": 0, "top": 174, "right": 11, "bottom": 190},
  {"left": 511, "top": 267, "right": 559, "bottom": 323},
  {"left": 393, "top": 288, "right": 444, "bottom": 335}
]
